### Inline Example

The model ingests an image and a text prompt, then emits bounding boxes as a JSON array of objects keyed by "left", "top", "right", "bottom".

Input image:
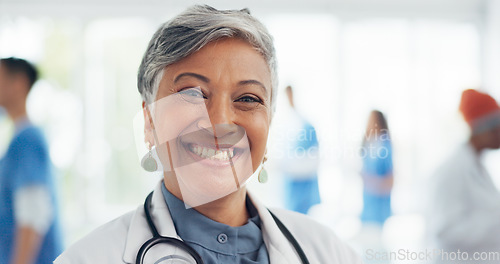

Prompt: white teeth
[
  {"left": 196, "top": 146, "right": 202, "bottom": 155},
  {"left": 189, "top": 145, "right": 235, "bottom": 161},
  {"left": 207, "top": 148, "right": 215, "bottom": 157},
  {"left": 194, "top": 146, "right": 202, "bottom": 156}
]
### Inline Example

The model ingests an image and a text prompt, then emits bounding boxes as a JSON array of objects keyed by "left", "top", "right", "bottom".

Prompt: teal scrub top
[{"left": 0, "top": 122, "right": 63, "bottom": 264}]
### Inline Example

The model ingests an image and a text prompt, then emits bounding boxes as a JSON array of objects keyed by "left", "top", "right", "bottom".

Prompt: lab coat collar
[
  {"left": 122, "top": 181, "right": 180, "bottom": 263},
  {"left": 247, "top": 191, "right": 302, "bottom": 264},
  {"left": 122, "top": 181, "right": 300, "bottom": 263}
]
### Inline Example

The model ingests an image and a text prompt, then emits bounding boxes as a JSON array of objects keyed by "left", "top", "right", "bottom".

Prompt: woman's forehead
[{"left": 163, "top": 39, "right": 272, "bottom": 89}]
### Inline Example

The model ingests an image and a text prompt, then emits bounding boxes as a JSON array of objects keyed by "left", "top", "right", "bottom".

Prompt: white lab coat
[
  {"left": 55, "top": 181, "right": 362, "bottom": 263},
  {"left": 426, "top": 143, "right": 500, "bottom": 263}
]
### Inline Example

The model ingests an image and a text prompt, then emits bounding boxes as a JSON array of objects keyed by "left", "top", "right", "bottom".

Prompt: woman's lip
[{"left": 187, "top": 142, "right": 236, "bottom": 151}]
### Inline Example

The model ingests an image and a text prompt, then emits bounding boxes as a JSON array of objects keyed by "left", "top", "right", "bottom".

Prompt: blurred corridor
[{"left": 1, "top": 0, "right": 500, "bottom": 263}]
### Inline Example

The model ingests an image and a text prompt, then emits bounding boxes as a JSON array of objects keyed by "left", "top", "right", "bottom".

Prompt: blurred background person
[
  {"left": 279, "top": 85, "right": 321, "bottom": 214},
  {"left": 0, "top": 57, "right": 63, "bottom": 264},
  {"left": 360, "top": 110, "right": 393, "bottom": 226},
  {"left": 426, "top": 89, "right": 500, "bottom": 262}
]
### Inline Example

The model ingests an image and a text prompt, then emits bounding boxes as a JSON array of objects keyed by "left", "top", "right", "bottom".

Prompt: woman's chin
[
  {"left": 176, "top": 175, "right": 237, "bottom": 207},
  {"left": 174, "top": 157, "right": 254, "bottom": 207}
]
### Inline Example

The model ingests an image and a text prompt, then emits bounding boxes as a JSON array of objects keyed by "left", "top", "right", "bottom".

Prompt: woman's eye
[
  {"left": 237, "top": 96, "right": 262, "bottom": 103},
  {"left": 178, "top": 87, "right": 205, "bottom": 98}
]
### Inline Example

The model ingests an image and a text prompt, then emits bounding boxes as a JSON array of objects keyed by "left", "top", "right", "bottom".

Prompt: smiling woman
[
  {"left": 55, "top": 5, "right": 362, "bottom": 264},
  {"left": 153, "top": 38, "right": 270, "bottom": 210}
]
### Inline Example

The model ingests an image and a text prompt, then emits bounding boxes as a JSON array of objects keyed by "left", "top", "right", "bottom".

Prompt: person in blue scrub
[
  {"left": 360, "top": 110, "right": 393, "bottom": 225},
  {"left": 281, "top": 85, "right": 321, "bottom": 214},
  {"left": 0, "top": 57, "right": 63, "bottom": 264}
]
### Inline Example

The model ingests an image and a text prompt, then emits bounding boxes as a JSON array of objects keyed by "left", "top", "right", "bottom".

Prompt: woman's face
[{"left": 144, "top": 38, "right": 272, "bottom": 206}]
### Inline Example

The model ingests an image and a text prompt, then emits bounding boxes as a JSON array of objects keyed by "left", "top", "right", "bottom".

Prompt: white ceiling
[{"left": 0, "top": 0, "right": 488, "bottom": 20}]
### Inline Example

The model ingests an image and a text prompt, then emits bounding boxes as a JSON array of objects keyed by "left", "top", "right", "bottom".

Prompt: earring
[
  {"left": 258, "top": 155, "right": 268, "bottom": 183},
  {"left": 141, "top": 142, "right": 158, "bottom": 172},
  {"left": 258, "top": 168, "right": 268, "bottom": 183}
]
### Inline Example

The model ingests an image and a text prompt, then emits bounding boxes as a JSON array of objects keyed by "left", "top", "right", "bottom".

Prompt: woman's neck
[
  {"left": 163, "top": 176, "right": 250, "bottom": 227},
  {"left": 193, "top": 188, "right": 250, "bottom": 227}
]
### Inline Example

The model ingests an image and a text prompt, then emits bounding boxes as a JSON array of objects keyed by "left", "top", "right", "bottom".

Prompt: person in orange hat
[
  {"left": 426, "top": 89, "right": 500, "bottom": 263},
  {"left": 459, "top": 89, "right": 500, "bottom": 149}
]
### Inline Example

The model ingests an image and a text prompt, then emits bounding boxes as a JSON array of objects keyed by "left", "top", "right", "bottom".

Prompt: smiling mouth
[{"left": 187, "top": 143, "right": 236, "bottom": 161}]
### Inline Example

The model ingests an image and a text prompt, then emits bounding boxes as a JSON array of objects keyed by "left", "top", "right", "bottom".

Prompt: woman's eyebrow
[
  {"left": 174, "top": 72, "right": 210, "bottom": 83},
  {"left": 174, "top": 73, "right": 268, "bottom": 95},
  {"left": 238, "top": 80, "right": 268, "bottom": 95}
]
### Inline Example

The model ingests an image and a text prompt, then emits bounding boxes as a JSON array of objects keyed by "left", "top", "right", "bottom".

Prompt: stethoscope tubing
[{"left": 136, "top": 192, "right": 204, "bottom": 264}]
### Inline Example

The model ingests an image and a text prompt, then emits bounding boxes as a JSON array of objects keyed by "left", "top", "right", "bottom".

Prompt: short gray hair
[{"left": 137, "top": 5, "right": 278, "bottom": 111}]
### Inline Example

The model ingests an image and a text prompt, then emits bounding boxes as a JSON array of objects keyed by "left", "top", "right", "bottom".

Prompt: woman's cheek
[{"left": 245, "top": 113, "right": 270, "bottom": 166}]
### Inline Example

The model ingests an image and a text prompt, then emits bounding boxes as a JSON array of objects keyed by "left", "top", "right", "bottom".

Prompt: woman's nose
[
  {"left": 213, "top": 123, "right": 240, "bottom": 138},
  {"left": 207, "top": 100, "right": 234, "bottom": 127},
  {"left": 210, "top": 104, "right": 239, "bottom": 138},
  {"left": 196, "top": 100, "right": 237, "bottom": 137}
]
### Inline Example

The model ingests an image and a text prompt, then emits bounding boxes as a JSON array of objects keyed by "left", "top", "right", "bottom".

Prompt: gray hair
[{"left": 137, "top": 5, "right": 278, "bottom": 111}]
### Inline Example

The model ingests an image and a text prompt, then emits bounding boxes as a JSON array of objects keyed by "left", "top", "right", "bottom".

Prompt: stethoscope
[{"left": 136, "top": 192, "right": 310, "bottom": 264}]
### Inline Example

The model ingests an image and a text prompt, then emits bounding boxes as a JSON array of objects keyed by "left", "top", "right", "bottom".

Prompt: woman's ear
[{"left": 143, "top": 101, "right": 155, "bottom": 146}]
